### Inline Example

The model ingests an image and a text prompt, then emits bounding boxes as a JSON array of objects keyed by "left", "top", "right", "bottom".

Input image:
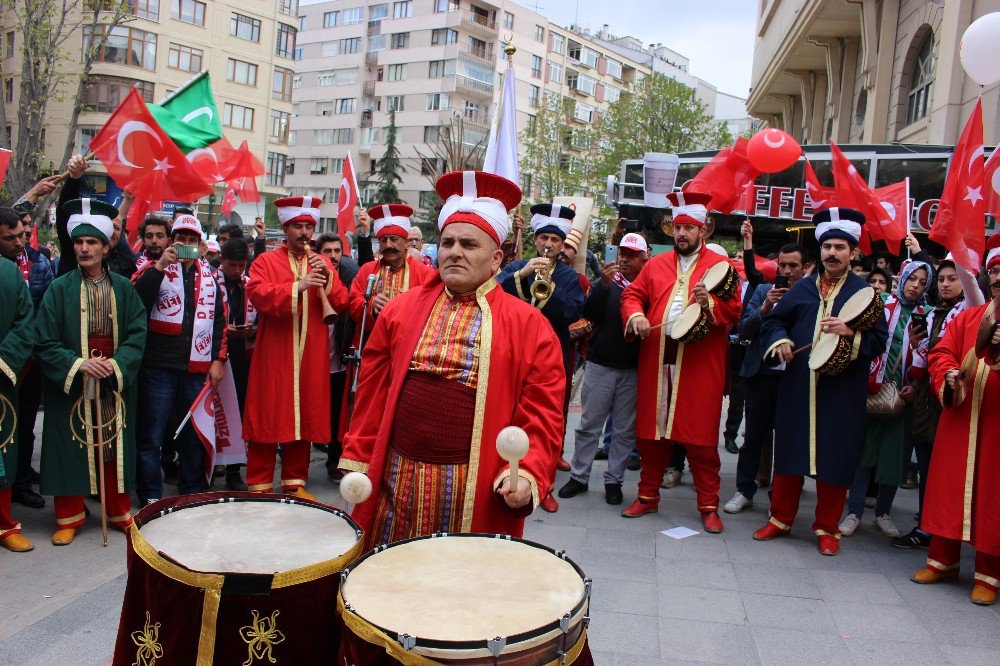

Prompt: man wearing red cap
[
  {"left": 619, "top": 191, "right": 742, "bottom": 533},
  {"left": 910, "top": 247, "right": 1000, "bottom": 606},
  {"left": 339, "top": 171, "right": 565, "bottom": 548},
  {"left": 243, "top": 196, "right": 349, "bottom": 498}
]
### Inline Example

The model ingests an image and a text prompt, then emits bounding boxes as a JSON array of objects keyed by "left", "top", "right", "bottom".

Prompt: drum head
[
  {"left": 702, "top": 262, "right": 731, "bottom": 291},
  {"left": 139, "top": 500, "right": 359, "bottom": 574},
  {"left": 839, "top": 286, "right": 876, "bottom": 322},
  {"left": 808, "top": 333, "right": 840, "bottom": 371},
  {"left": 670, "top": 303, "right": 704, "bottom": 340},
  {"left": 342, "top": 536, "right": 586, "bottom": 643}
]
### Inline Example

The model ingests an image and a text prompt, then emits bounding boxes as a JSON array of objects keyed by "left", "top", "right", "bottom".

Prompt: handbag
[{"left": 867, "top": 352, "right": 904, "bottom": 417}]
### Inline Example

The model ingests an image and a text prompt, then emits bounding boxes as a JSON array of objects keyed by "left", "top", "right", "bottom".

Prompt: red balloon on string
[{"left": 747, "top": 129, "right": 801, "bottom": 173}]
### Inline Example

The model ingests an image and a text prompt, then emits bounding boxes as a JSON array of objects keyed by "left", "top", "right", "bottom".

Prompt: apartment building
[
  {"left": 289, "top": 0, "right": 750, "bottom": 229},
  {"left": 0, "top": 0, "right": 297, "bottom": 220}
]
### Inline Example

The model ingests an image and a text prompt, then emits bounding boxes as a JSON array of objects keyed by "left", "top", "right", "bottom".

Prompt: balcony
[
  {"left": 359, "top": 109, "right": 372, "bottom": 128},
  {"left": 455, "top": 75, "right": 493, "bottom": 98},
  {"left": 460, "top": 10, "right": 497, "bottom": 35},
  {"left": 460, "top": 43, "right": 493, "bottom": 63},
  {"left": 363, "top": 80, "right": 376, "bottom": 97},
  {"left": 367, "top": 19, "right": 381, "bottom": 37},
  {"left": 365, "top": 51, "right": 378, "bottom": 67}
]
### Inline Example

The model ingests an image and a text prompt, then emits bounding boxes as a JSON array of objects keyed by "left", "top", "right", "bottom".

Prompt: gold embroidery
[
  {"left": 131, "top": 611, "right": 163, "bottom": 666},
  {"left": 460, "top": 278, "right": 496, "bottom": 532},
  {"left": 289, "top": 252, "right": 309, "bottom": 442},
  {"left": 656, "top": 255, "right": 700, "bottom": 440},
  {"left": 963, "top": 357, "right": 987, "bottom": 541},
  {"left": 808, "top": 272, "right": 848, "bottom": 475},
  {"left": 239, "top": 610, "right": 286, "bottom": 666}
]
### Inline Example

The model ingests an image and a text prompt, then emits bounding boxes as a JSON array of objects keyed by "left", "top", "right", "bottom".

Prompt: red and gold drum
[
  {"left": 338, "top": 533, "right": 594, "bottom": 665},
  {"left": 113, "top": 493, "right": 362, "bottom": 666}
]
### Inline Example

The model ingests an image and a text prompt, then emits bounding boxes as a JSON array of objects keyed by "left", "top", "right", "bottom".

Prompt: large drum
[
  {"left": 113, "top": 493, "right": 362, "bottom": 666},
  {"left": 338, "top": 534, "right": 594, "bottom": 665}
]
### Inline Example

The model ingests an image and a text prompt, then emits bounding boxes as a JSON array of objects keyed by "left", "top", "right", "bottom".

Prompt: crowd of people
[{"left": 0, "top": 157, "right": 997, "bottom": 606}]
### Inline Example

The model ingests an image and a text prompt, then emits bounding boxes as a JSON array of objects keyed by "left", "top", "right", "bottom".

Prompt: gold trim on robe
[
  {"left": 807, "top": 272, "right": 848, "bottom": 475},
  {"left": 658, "top": 255, "right": 700, "bottom": 441}
]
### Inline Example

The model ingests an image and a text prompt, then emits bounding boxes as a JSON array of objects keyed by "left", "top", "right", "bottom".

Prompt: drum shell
[
  {"left": 705, "top": 264, "right": 739, "bottom": 300},
  {"left": 112, "top": 493, "right": 362, "bottom": 666},
  {"left": 810, "top": 335, "right": 854, "bottom": 376},
  {"left": 844, "top": 296, "right": 883, "bottom": 333},
  {"left": 671, "top": 304, "right": 711, "bottom": 345}
]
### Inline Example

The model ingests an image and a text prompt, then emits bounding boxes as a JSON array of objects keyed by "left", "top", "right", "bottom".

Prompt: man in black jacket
[{"left": 558, "top": 233, "right": 648, "bottom": 505}]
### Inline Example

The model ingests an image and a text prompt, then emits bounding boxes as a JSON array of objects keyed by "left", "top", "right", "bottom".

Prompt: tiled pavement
[{"left": 2, "top": 410, "right": 999, "bottom": 665}]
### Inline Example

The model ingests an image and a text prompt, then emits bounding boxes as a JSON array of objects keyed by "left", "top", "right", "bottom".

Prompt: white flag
[
  {"left": 190, "top": 361, "right": 247, "bottom": 482},
  {"left": 483, "top": 64, "right": 520, "bottom": 187}
]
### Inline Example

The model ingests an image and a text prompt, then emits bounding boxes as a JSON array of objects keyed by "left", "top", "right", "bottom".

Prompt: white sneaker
[
  {"left": 724, "top": 492, "right": 752, "bottom": 514},
  {"left": 839, "top": 513, "right": 861, "bottom": 536},
  {"left": 873, "top": 514, "right": 900, "bottom": 537},
  {"left": 661, "top": 467, "right": 682, "bottom": 489}
]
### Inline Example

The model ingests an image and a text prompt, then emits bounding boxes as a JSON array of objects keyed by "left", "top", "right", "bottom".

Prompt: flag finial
[{"left": 503, "top": 34, "right": 516, "bottom": 57}]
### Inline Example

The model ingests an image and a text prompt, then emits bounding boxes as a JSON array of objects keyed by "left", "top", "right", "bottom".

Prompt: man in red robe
[
  {"left": 619, "top": 191, "right": 742, "bottom": 533},
  {"left": 243, "top": 196, "right": 349, "bottom": 499},
  {"left": 339, "top": 171, "right": 565, "bottom": 548},
  {"left": 911, "top": 248, "right": 1000, "bottom": 606}
]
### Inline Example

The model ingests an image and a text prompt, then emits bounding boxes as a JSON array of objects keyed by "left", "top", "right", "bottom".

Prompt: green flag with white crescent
[{"left": 147, "top": 72, "right": 222, "bottom": 153}]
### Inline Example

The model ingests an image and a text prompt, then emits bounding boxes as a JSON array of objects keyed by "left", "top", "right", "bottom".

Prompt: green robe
[
  {"left": 35, "top": 270, "right": 146, "bottom": 496},
  {"left": 0, "top": 261, "right": 36, "bottom": 488}
]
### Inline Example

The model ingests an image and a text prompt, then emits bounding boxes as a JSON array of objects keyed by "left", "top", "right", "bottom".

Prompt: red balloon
[{"left": 747, "top": 129, "right": 801, "bottom": 174}]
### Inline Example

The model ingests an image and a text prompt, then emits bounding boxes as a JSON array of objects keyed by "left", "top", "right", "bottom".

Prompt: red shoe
[
  {"left": 752, "top": 521, "right": 790, "bottom": 541},
  {"left": 817, "top": 534, "right": 840, "bottom": 556},
  {"left": 621, "top": 498, "right": 658, "bottom": 518},
  {"left": 540, "top": 492, "right": 559, "bottom": 513},
  {"left": 556, "top": 457, "right": 571, "bottom": 472},
  {"left": 702, "top": 511, "right": 724, "bottom": 534}
]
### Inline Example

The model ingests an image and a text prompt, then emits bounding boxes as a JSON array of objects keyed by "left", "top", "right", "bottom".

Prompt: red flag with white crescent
[
  {"left": 871, "top": 179, "right": 910, "bottom": 255},
  {"left": 187, "top": 136, "right": 236, "bottom": 184},
  {"left": 803, "top": 159, "right": 834, "bottom": 210},
  {"left": 337, "top": 151, "right": 360, "bottom": 252},
  {"left": 983, "top": 146, "right": 1000, "bottom": 219},
  {"left": 0, "top": 148, "right": 10, "bottom": 188},
  {"left": 189, "top": 362, "right": 246, "bottom": 482}
]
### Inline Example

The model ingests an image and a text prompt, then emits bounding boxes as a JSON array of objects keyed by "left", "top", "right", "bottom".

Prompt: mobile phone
[
  {"left": 773, "top": 275, "right": 789, "bottom": 289},
  {"left": 604, "top": 246, "right": 619, "bottom": 263},
  {"left": 910, "top": 312, "right": 927, "bottom": 329}
]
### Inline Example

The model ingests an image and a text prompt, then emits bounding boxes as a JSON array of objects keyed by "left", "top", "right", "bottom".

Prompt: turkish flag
[
  {"left": 931, "top": 99, "right": 987, "bottom": 272},
  {"left": 88, "top": 88, "right": 212, "bottom": 238},
  {"left": 870, "top": 179, "right": 910, "bottom": 255},
  {"left": 187, "top": 136, "right": 236, "bottom": 184},
  {"left": 29, "top": 223, "right": 38, "bottom": 250},
  {"left": 685, "top": 138, "right": 761, "bottom": 214},
  {"left": 829, "top": 142, "right": 897, "bottom": 251},
  {"left": 983, "top": 147, "right": 1000, "bottom": 219},
  {"left": 220, "top": 186, "right": 238, "bottom": 216},
  {"left": 0, "top": 148, "right": 10, "bottom": 188},
  {"left": 803, "top": 159, "right": 834, "bottom": 210},
  {"left": 337, "top": 151, "right": 360, "bottom": 252},
  {"left": 222, "top": 141, "right": 263, "bottom": 205}
]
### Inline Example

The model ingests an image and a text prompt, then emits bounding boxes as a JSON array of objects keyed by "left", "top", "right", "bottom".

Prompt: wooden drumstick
[
  {"left": 791, "top": 343, "right": 813, "bottom": 357},
  {"left": 496, "top": 426, "right": 529, "bottom": 493},
  {"left": 340, "top": 472, "right": 372, "bottom": 505}
]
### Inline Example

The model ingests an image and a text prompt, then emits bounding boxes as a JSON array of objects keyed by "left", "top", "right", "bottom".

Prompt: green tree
[
  {"left": 372, "top": 108, "right": 405, "bottom": 204},
  {"left": 413, "top": 112, "right": 487, "bottom": 226},
  {"left": 518, "top": 98, "right": 595, "bottom": 207}
]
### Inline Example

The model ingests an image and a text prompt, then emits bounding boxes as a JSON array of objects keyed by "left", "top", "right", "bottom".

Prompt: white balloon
[{"left": 961, "top": 13, "right": 1000, "bottom": 86}]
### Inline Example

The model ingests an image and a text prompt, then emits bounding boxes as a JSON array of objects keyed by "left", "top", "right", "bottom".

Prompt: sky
[{"left": 538, "top": 0, "right": 757, "bottom": 98}]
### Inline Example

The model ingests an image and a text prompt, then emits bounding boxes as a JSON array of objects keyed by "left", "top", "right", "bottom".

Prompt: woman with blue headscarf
[{"left": 841, "top": 260, "right": 933, "bottom": 539}]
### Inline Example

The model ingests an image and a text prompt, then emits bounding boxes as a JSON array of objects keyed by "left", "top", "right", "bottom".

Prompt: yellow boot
[
  {"left": 1, "top": 533, "right": 35, "bottom": 552},
  {"left": 51, "top": 528, "right": 77, "bottom": 546},
  {"left": 971, "top": 584, "right": 997, "bottom": 606},
  {"left": 910, "top": 567, "right": 959, "bottom": 584},
  {"left": 287, "top": 487, "right": 316, "bottom": 501}
]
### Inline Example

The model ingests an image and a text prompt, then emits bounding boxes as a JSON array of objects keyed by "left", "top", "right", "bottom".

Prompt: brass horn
[{"left": 530, "top": 247, "right": 555, "bottom": 307}]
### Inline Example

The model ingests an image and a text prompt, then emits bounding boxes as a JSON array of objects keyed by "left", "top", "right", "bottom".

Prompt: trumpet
[
  {"left": 306, "top": 249, "right": 339, "bottom": 325},
  {"left": 530, "top": 247, "right": 555, "bottom": 307}
]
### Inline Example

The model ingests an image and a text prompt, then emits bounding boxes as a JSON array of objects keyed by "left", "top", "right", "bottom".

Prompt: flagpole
[{"left": 905, "top": 176, "right": 912, "bottom": 259}]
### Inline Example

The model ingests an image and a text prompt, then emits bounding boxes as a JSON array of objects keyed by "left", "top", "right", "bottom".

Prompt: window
[
  {"left": 3, "top": 78, "right": 12, "bottom": 104},
  {"left": 606, "top": 58, "right": 623, "bottom": 79},
  {"left": 386, "top": 95, "right": 404, "bottom": 111},
  {"left": 545, "top": 90, "right": 561, "bottom": 110},
  {"left": 360, "top": 127, "right": 379, "bottom": 145},
  {"left": 317, "top": 101, "right": 333, "bottom": 116},
  {"left": 604, "top": 84, "right": 620, "bottom": 104},
  {"left": 298, "top": 15, "right": 306, "bottom": 30},
  {"left": 294, "top": 47, "right": 303, "bottom": 60},
  {"left": 548, "top": 61, "right": 563, "bottom": 83},
  {"left": 569, "top": 73, "right": 596, "bottom": 95},
  {"left": 368, "top": 34, "right": 386, "bottom": 51},
  {"left": 577, "top": 47, "right": 599, "bottom": 68},
  {"left": 423, "top": 126, "right": 439, "bottom": 143},
  {"left": 528, "top": 84, "right": 540, "bottom": 108},
  {"left": 393, "top": 1, "right": 412, "bottom": 18},
  {"left": 573, "top": 101, "right": 594, "bottom": 123},
  {"left": 390, "top": 32, "right": 409, "bottom": 49},
  {"left": 428, "top": 59, "right": 454, "bottom": 78},
  {"left": 906, "top": 32, "right": 934, "bottom": 126},
  {"left": 335, "top": 98, "right": 356, "bottom": 114},
  {"left": 315, "top": 129, "right": 333, "bottom": 145},
  {"left": 224, "top": 103, "right": 255, "bottom": 130},
  {"left": 4, "top": 32, "right": 13, "bottom": 58},
  {"left": 340, "top": 37, "right": 360, "bottom": 54},
  {"left": 76, "top": 126, "right": 100, "bottom": 154},
  {"left": 333, "top": 128, "right": 354, "bottom": 144},
  {"left": 171, "top": 0, "right": 204, "bottom": 25},
  {"left": 388, "top": 63, "right": 406, "bottom": 81},
  {"left": 84, "top": 76, "right": 154, "bottom": 112},
  {"left": 84, "top": 26, "right": 157, "bottom": 70},
  {"left": 321, "top": 41, "right": 339, "bottom": 57},
  {"left": 335, "top": 67, "right": 359, "bottom": 85},
  {"left": 331, "top": 158, "right": 344, "bottom": 173},
  {"left": 276, "top": 23, "right": 296, "bottom": 58},
  {"left": 421, "top": 157, "right": 445, "bottom": 176},
  {"left": 433, "top": 0, "right": 458, "bottom": 12},
  {"left": 531, "top": 55, "right": 542, "bottom": 79},
  {"left": 132, "top": 0, "right": 159, "bottom": 20},
  {"left": 169, "top": 43, "right": 203, "bottom": 72},
  {"left": 266, "top": 152, "right": 288, "bottom": 187},
  {"left": 426, "top": 92, "right": 449, "bottom": 110},
  {"left": 503, "top": 11, "right": 513, "bottom": 29},
  {"left": 535, "top": 25, "right": 545, "bottom": 41},
  {"left": 231, "top": 13, "right": 261, "bottom": 41},
  {"left": 270, "top": 110, "right": 290, "bottom": 143},
  {"left": 551, "top": 33, "right": 565, "bottom": 54},
  {"left": 369, "top": 3, "right": 388, "bottom": 20},
  {"left": 310, "top": 158, "right": 329, "bottom": 175},
  {"left": 342, "top": 7, "right": 363, "bottom": 24},
  {"left": 431, "top": 28, "right": 457, "bottom": 45},
  {"left": 323, "top": 11, "right": 339, "bottom": 27},
  {"left": 466, "top": 36, "right": 488, "bottom": 58},
  {"left": 278, "top": 0, "right": 296, "bottom": 16},
  {"left": 316, "top": 71, "right": 336, "bottom": 86},
  {"left": 273, "top": 66, "right": 293, "bottom": 101},
  {"left": 227, "top": 58, "right": 258, "bottom": 86}
]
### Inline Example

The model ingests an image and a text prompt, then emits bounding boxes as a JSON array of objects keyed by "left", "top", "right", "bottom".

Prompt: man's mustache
[
  {"left": 990, "top": 280, "right": 1000, "bottom": 289},
  {"left": 824, "top": 257, "right": 842, "bottom": 264}
]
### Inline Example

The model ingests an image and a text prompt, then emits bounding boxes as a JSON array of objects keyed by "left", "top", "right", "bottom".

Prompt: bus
[{"left": 608, "top": 144, "right": 999, "bottom": 257}]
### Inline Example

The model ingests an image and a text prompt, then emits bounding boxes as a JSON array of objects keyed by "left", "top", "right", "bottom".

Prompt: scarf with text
[{"left": 148, "top": 259, "right": 218, "bottom": 372}]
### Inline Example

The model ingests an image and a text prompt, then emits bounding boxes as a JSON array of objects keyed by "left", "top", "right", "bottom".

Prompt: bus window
[{"left": 874, "top": 157, "right": 947, "bottom": 203}]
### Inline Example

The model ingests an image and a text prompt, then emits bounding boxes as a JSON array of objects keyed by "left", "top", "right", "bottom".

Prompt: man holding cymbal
[{"left": 339, "top": 171, "right": 565, "bottom": 550}]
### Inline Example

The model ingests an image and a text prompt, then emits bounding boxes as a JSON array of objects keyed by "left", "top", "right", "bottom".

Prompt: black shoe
[
  {"left": 225, "top": 469, "right": 248, "bottom": 492},
  {"left": 213, "top": 465, "right": 226, "bottom": 478},
  {"left": 605, "top": 483, "right": 623, "bottom": 505},
  {"left": 12, "top": 487, "right": 45, "bottom": 509},
  {"left": 29, "top": 467, "right": 41, "bottom": 484},
  {"left": 162, "top": 460, "right": 179, "bottom": 486},
  {"left": 626, "top": 456, "right": 641, "bottom": 471},
  {"left": 557, "top": 478, "right": 588, "bottom": 498},
  {"left": 312, "top": 443, "right": 329, "bottom": 453},
  {"left": 724, "top": 437, "right": 739, "bottom": 454},
  {"left": 891, "top": 527, "right": 931, "bottom": 549},
  {"left": 327, "top": 468, "right": 345, "bottom": 484},
  {"left": 594, "top": 448, "right": 609, "bottom": 461}
]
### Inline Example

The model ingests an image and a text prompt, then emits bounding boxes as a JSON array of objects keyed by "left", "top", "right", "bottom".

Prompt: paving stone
[
  {"left": 658, "top": 583, "right": 749, "bottom": 626},
  {"left": 751, "top": 626, "right": 852, "bottom": 665},
  {"left": 844, "top": 637, "right": 948, "bottom": 664},
  {"left": 586, "top": 610, "right": 659, "bottom": 657},
  {"left": 657, "top": 558, "right": 739, "bottom": 590},
  {"left": 810, "top": 570, "right": 905, "bottom": 605},
  {"left": 825, "top": 600, "right": 935, "bottom": 643},
  {"left": 659, "top": 618, "right": 759, "bottom": 665},
  {"left": 732, "top": 562, "right": 821, "bottom": 599},
  {"left": 741, "top": 593, "right": 838, "bottom": 634},
  {"left": 588, "top": 577, "right": 659, "bottom": 616},
  {"left": 582, "top": 526, "right": 656, "bottom": 557}
]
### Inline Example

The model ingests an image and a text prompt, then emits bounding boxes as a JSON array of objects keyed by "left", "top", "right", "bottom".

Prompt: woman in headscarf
[
  {"left": 867, "top": 267, "right": 892, "bottom": 297},
  {"left": 841, "top": 261, "right": 932, "bottom": 539}
]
